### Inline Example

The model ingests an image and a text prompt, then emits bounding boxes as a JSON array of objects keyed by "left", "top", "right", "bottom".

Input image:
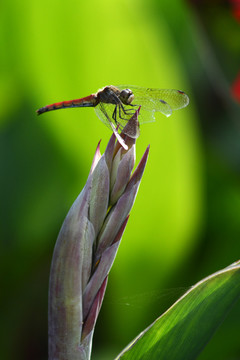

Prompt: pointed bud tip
[
  {"left": 96, "top": 140, "right": 101, "bottom": 156},
  {"left": 128, "top": 145, "right": 150, "bottom": 186},
  {"left": 137, "top": 144, "right": 150, "bottom": 172},
  {"left": 136, "top": 105, "right": 141, "bottom": 115},
  {"left": 90, "top": 140, "right": 102, "bottom": 174}
]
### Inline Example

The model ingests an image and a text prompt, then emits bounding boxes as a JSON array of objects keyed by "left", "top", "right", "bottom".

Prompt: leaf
[{"left": 115, "top": 261, "right": 240, "bottom": 360}]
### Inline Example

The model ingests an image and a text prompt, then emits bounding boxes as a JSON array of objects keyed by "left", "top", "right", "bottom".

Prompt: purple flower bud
[{"left": 48, "top": 107, "right": 149, "bottom": 360}]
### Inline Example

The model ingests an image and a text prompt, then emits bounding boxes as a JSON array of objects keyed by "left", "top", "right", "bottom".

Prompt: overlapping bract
[{"left": 48, "top": 109, "right": 149, "bottom": 360}]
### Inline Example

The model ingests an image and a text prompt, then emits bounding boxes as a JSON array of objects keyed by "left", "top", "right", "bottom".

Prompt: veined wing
[
  {"left": 117, "top": 85, "right": 189, "bottom": 119},
  {"left": 94, "top": 103, "right": 115, "bottom": 131}
]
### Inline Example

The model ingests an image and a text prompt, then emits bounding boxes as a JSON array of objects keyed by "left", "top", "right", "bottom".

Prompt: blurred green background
[{"left": 1, "top": 0, "right": 240, "bottom": 359}]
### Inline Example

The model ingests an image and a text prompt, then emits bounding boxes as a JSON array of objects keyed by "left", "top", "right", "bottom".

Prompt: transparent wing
[
  {"left": 94, "top": 103, "right": 116, "bottom": 132},
  {"left": 117, "top": 85, "right": 189, "bottom": 120},
  {"left": 94, "top": 102, "right": 140, "bottom": 139}
]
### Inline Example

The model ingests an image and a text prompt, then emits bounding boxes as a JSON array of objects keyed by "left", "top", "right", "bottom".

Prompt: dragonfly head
[{"left": 119, "top": 88, "right": 134, "bottom": 105}]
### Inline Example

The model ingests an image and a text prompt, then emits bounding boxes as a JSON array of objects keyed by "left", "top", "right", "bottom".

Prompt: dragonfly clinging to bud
[{"left": 36, "top": 85, "right": 189, "bottom": 144}]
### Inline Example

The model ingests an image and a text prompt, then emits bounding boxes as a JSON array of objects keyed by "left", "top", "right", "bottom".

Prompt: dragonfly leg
[
  {"left": 118, "top": 104, "right": 125, "bottom": 119},
  {"left": 128, "top": 103, "right": 139, "bottom": 108},
  {"left": 118, "top": 104, "right": 129, "bottom": 121},
  {"left": 111, "top": 104, "right": 127, "bottom": 123},
  {"left": 112, "top": 106, "right": 118, "bottom": 124},
  {"left": 119, "top": 104, "right": 135, "bottom": 118},
  {"left": 111, "top": 103, "right": 136, "bottom": 124}
]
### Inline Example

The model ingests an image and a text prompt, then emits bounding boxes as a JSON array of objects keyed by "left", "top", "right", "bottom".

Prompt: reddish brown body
[{"left": 36, "top": 94, "right": 98, "bottom": 115}]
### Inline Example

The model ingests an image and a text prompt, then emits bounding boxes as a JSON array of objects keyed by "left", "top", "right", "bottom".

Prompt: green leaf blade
[{"left": 116, "top": 262, "right": 240, "bottom": 360}]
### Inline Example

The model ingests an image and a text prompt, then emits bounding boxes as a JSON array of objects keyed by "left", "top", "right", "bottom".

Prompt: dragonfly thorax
[
  {"left": 119, "top": 88, "right": 134, "bottom": 105},
  {"left": 96, "top": 85, "right": 134, "bottom": 106}
]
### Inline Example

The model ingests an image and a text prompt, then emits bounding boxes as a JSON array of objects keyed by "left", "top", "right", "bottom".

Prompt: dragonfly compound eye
[{"left": 120, "top": 89, "right": 134, "bottom": 105}]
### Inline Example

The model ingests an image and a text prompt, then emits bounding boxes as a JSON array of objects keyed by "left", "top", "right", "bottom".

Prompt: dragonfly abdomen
[{"left": 36, "top": 95, "right": 98, "bottom": 115}]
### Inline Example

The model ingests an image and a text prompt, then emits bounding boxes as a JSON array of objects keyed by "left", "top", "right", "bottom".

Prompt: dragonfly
[{"left": 36, "top": 85, "right": 189, "bottom": 146}]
